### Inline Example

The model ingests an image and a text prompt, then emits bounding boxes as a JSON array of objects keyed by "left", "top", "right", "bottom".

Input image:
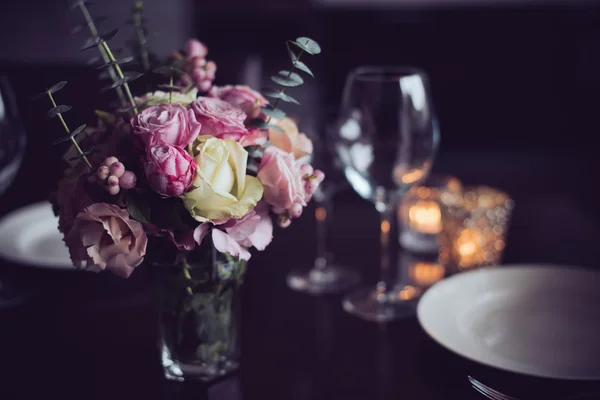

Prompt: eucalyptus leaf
[
  {"left": 68, "top": 146, "right": 96, "bottom": 161},
  {"left": 261, "top": 88, "right": 300, "bottom": 104},
  {"left": 86, "top": 56, "right": 101, "bottom": 66},
  {"left": 47, "top": 105, "right": 72, "bottom": 118},
  {"left": 80, "top": 37, "right": 101, "bottom": 51},
  {"left": 48, "top": 81, "right": 68, "bottom": 94},
  {"left": 261, "top": 106, "right": 286, "bottom": 121},
  {"left": 156, "top": 84, "right": 187, "bottom": 91},
  {"left": 152, "top": 66, "right": 171, "bottom": 76},
  {"left": 100, "top": 28, "right": 119, "bottom": 42},
  {"left": 293, "top": 37, "right": 321, "bottom": 55},
  {"left": 124, "top": 71, "right": 144, "bottom": 81},
  {"left": 71, "top": 15, "right": 107, "bottom": 34},
  {"left": 267, "top": 124, "right": 285, "bottom": 133},
  {"left": 271, "top": 70, "right": 303, "bottom": 87},
  {"left": 52, "top": 124, "right": 87, "bottom": 145},
  {"left": 293, "top": 60, "right": 313, "bottom": 77},
  {"left": 126, "top": 191, "right": 151, "bottom": 224},
  {"left": 95, "top": 56, "right": 134, "bottom": 69}
]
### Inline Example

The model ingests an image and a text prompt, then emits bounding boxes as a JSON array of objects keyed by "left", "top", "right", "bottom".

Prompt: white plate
[
  {"left": 0, "top": 202, "right": 75, "bottom": 270},
  {"left": 417, "top": 265, "right": 600, "bottom": 380}
]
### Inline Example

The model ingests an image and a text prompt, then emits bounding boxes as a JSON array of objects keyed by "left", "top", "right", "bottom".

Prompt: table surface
[{"left": 1, "top": 65, "right": 600, "bottom": 400}]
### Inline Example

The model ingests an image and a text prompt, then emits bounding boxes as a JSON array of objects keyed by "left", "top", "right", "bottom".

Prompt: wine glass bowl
[{"left": 333, "top": 66, "right": 439, "bottom": 322}]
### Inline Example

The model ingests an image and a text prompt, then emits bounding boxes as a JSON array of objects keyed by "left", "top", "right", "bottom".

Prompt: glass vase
[{"left": 153, "top": 243, "right": 247, "bottom": 382}]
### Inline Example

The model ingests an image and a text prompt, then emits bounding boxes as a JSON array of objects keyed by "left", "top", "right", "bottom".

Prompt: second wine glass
[{"left": 333, "top": 66, "right": 440, "bottom": 322}]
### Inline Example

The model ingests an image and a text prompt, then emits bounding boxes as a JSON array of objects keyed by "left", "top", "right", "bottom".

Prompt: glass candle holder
[
  {"left": 439, "top": 186, "right": 514, "bottom": 272},
  {"left": 397, "top": 174, "right": 462, "bottom": 253}
]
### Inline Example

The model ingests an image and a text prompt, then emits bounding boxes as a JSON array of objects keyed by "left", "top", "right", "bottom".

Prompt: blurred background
[{"left": 2, "top": 0, "right": 599, "bottom": 263}]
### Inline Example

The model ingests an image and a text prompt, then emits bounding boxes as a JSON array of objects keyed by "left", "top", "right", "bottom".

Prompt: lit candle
[
  {"left": 454, "top": 227, "right": 485, "bottom": 269},
  {"left": 408, "top": 199, "right": 442, "bottom": 235},
  {"left": 409, "top": 261, "right": 445, "bottom": 287}
]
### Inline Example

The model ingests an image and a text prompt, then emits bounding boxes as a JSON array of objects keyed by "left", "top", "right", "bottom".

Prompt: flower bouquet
[{"left": 36, "top": 1, "right": 324, "bottom": 382}]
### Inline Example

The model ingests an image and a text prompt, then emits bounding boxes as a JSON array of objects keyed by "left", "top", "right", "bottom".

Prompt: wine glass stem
[
  {"left": 314, "top": 197, "right": 332, "bottom": 270},
  {"left": 376, "top": 206, "right": 393, "bottom": 295}
]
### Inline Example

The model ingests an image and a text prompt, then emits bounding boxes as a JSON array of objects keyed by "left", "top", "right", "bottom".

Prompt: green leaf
[
  {"left": 267, "top": 124, "right": 284, "bottom": 132},
  {"left": 261, "top": 88, "right": 300, "bottom": 104},
  {"left": 47, "top": 105, "right": 71, "bottom": 118},
  {"left": 49, "top": 81, "right": 67, "bottom": 94},
  {"left": 292, "top": 37, "right": 321, "bottom": 55},
  {"left": 95, "top": 56, "right": 134, "bottom": 69},
  {"left": 293, "top": 60, "right": 313, "bottom": 77},
  {"left": 100, "top": 28, "right": 119, "bottom": 42},
  {"left": 71, "top": 16, "right": 107, "bottom": 34},
  {"left": 124, "top": 71, "right": 144, "bottom": 81},
  {"left": 271, "top": 70, "right": 303, "bottom": 87},
  {"left": 156, "top": 84, "right": 187, "bottom": 91},
  {"left": 261, "top": 106, "right": 286, "bottom": 121},
  {"left": 126, "top": 190, "right": 151, "bottom": 224},
  {"left": 68, "top": 146, "right": 96, "bottom": 161},
  {"left": 286, "top": 41, "right": 298, "bottom": 63},
  {"left": 52, "top": 124, "right": 87, "bottom": 145},
  {"left": 100, "top": 73, "right": 142, "bottom": 92},
  {"left": 80, "top": 37, "right": 101, "bottom": 51}
]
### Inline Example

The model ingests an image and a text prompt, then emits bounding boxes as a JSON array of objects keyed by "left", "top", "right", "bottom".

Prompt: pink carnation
[
  {"left": 193, "top": 203, "right": 273, "bottom": 260},
  {"left": 65, "top": 203, "right": 148, "bottom": 278}
]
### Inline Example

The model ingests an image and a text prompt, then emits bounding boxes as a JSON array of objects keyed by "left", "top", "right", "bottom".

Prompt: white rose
[{"left": 182, "top": 136, "right": 263, "bottom": 222}]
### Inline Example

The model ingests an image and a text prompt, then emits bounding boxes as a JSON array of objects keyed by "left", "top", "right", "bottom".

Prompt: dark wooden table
[{"left": 1, "top": 64, "right": 600, "bottom": 400}]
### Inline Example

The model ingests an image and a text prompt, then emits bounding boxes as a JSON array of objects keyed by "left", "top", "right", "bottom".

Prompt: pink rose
[
  {"left": 257, "top": 147, "right": 306, "bottom": 210},
  {"left": 65, "top": 203, "right": 148, "bottom": 278},
  {"left": 188, "top": 97, "right": 249, "bottom": 141},
  {"left": 144, "top": 141, "right": 197, "bottom": 197},
  {"left": 208, "top": 85, "right": 267, "bottom": 120},
  {"left": 131, "top": 104, "right": 199, "bottom": 147},
  {"left": 185, "top": 39, "right": 207, "bottom": 58}
]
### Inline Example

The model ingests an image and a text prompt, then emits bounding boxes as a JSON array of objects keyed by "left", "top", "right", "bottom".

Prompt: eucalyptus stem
[
  {"left": 266, "top": 48, "right": 305, "bottom": 125},
  {"left": 47, "top": 92, "right": 92, "bottom": 170},
  {"left": 169, "top": 70, "right": 173, "bottom": 104},
  {"left": 132, "top": 1, "right": 150, "bottom": 71},
  {"left": 78, "top": 2, "right": 126, "bottom": 105},
  {"left": 182, "top": 258, "right": 194, "bottom": 295},
  {"left": 101, "top": 41, "right": 139, "bottom": 115}
]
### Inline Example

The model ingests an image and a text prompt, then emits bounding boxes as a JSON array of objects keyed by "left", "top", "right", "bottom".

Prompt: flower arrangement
[{"left": 37, "top": 1, "right": 324, "bottom": 279}]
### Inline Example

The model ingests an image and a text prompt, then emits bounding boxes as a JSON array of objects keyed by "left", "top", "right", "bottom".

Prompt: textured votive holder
[
  {"left": 439, "top": 186, "right": 514, "bottom": 272},
  {"left": 397, "top": 174, "right": 462, "bottom": 253}
]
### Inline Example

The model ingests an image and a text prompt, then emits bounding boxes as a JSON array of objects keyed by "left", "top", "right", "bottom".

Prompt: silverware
[{"left": 468, "top": 375, "right": 521, "bottom": 400}]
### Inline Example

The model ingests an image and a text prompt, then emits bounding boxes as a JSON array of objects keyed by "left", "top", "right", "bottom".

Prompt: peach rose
[{"left": 268, "top": 117, "right": 313, "bottom": 160}]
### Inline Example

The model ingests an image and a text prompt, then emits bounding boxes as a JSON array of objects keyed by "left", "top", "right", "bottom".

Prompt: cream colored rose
[
  {"left": 182, "top": 136, "right": 263, "bottom": 222},
  {"left": 268, "top": 117, "right": 313, "bottom": 160},
  {"left": 135, "top": 88, "right": 198, "bottom": 109}
]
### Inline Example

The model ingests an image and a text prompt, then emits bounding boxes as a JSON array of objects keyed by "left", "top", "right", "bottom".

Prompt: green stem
[
  {"left": 101, "top": 41, "right": 139, "bottom": 115},
  {"left": 78, "top": 2, "right": 126, "bottom": 105},
  {"left": 182, "top": 258, "right": 194, "bottom": 295},
  {"left": 169, "top": 70, "right": 173, "bottom": 104},
  {"left": 48, "top": 92, "right": 92, "bottom": 170},
  {"left": 266, "top": 48, "right": 305, "bottom": 125},
  {"left": 132, "top": 3, "right": 150, "bottom": 71}
]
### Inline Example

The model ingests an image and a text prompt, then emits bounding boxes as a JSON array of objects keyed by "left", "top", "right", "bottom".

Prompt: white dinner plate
[
  {"left": 417, "top": 265, "right": 600, "bottom": 380},
  {"left": 0, "top": 202, "right": 75, "bottom": 270}
]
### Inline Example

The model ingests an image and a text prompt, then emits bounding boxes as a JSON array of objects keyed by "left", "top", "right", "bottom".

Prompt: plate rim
[
  {"left": 417, "top": 264, "right": 600, "bottom": 381},
  {"left": 0, "top": 201, "right": 76, "bottom": 270}
]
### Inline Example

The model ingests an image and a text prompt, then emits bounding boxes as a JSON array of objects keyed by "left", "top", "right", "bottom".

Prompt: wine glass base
[
  {"left": 286, "top": 265, "right": 360, "bottom": 295},
  {"left": 342, "top": 284, "right": 422, "bottom": 323}
]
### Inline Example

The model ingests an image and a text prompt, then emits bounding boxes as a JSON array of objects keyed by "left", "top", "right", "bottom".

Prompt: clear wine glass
[
  {"left": 0, "top": 75, "right": 28, "bottom": 307},
  {"left": 333, "top": 66, "right": 439, "bottom": 322},
  {"left": 286, "top": 113, "right": 361, "bottom": 295}
]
